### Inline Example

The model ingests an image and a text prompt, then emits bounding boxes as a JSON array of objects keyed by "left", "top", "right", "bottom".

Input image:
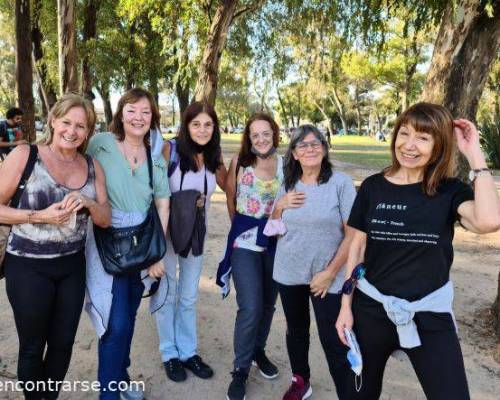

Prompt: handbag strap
[
  {"left": 179, "top": 166, "right": 208, "bottom": 196},
  {"left": 11, "top": 145, "right": 38, "bottom": 208},
  {"left": 145, "top": 145, "right": 154, "bottom": 198}
]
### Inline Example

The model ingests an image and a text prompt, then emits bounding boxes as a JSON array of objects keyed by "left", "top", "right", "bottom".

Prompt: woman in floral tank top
[{"left": 219, "top": 113, "right": 283, "bottom": 400}]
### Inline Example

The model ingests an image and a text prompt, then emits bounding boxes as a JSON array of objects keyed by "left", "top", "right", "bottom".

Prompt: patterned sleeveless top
[
  {"left": 7, "top": 152, "right": 97, "bottom": 258},
  {"left": 234, "top": 155, "right": 284, "bottom": 252}
]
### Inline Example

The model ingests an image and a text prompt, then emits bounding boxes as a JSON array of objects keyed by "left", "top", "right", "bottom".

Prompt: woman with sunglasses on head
[
  {"left": 267, "top": 125, "right": 356, "bottom": 400},
  {"left": 155, "top": 101, "right": 227, "bottom": 383},
  {"left": 0, "top": 93, "right": 110, "bottom": 399},
  {"left": 335, "top": 103, "right": 500, "bottom": 400},
  {"left": 217, "top": 113, "right": 283, "bottom": 400},
  {"left": 85, "top": 88, "right": 170, "bottom": 400}
]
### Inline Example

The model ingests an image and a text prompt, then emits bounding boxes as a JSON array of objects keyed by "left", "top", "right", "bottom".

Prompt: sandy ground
[{"left": 1, "top": 159, "right": 499, "bottom": 400}]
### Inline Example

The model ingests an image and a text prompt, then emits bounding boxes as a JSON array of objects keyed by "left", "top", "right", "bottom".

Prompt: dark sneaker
[
  {"left": 163, "top": 358, "right": 187, "bottom": 382},
  {"left": 182, "top": 355, "right": 214, "bottom": 379},
  {"left": 226, "top": 369, "right": 248, "bottom": 400},
  {"left": 282, "top": 374, "right": 312, "bottom": 400},
  {"left": 252, "top": 349, "right": 279, "bottom": 379}
]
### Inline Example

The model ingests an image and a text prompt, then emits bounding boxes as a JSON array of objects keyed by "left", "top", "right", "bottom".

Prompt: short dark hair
[
  {"left": 284, "top": 124, "right": 332, "bottom": 191},
  {"left": 6, "top": 107, "right": 23, "bottom": 120},
  {"left": 109, "top": 88, "right": 161, "bottom": 143},
  {"left": 177, "top": 101, "right": 222, "bottom": 173},
  {"left": 238, "top": 113, "right": 280, "bottom": 168}
]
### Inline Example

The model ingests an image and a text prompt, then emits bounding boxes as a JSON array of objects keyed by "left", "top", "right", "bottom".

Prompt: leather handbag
[
  {"left": 93, "top": 146, "right": 167, "bottom": 276},
  {"left": 0, "top": 145, "right": 38, "bottom": 279}
]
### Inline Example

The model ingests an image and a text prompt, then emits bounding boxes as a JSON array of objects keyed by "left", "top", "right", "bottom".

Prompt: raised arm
[{"left": 454, "top": 119, "right": 500, "bottom": 233}]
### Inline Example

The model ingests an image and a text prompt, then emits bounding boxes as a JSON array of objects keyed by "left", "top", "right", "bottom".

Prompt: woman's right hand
[
  {"left": 335, "top": 304, "right": 354, "bottom": 346},
  {"left": 276, "top": 191, "right": 306, "bottom": 211},
  {"left": 38, "top": 202, "right": 76, "bottom": 225}
]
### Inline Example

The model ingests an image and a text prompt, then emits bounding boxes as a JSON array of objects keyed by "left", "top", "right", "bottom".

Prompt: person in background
[
  {"left": 0, "top": 94, "right": 110, "bottom": 399},
  {"left": 218, "top": 113, "right": 283, "bottom": 400},
  {"left": 0, "top": 107, "right": 26, "bottom": 160},
  {"left": 336, "top": 103, "right": 500, "bottom": 400},
  {"left": 155, "top": 101, "right": 227, "bottom": 383},
  {"left": 85, "top": 88, "right": 170, "bottom": 400},
  {"left": 268, "top": 125, "right": 356, "bottom": 400}
]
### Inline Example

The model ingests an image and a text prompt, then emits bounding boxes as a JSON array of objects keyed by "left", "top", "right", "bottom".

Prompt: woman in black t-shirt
[{"left": 335, "top": 103, "right": 500, "bottom": 400}]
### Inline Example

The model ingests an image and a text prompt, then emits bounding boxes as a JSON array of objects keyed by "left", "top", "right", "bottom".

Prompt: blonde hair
[
  {"left": 40, "top": 92, "right": 96, "bottom": 153},
  {"left": 385, "top": 102, "right": 456, "bottom": 196}
]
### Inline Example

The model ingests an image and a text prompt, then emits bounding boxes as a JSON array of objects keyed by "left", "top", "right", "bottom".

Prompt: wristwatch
[{"left": 468, "top": 168, "right": 491, "bottom": 182}]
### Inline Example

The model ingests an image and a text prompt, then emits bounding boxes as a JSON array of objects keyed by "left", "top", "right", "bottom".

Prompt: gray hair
[{"left": 284, "top": 124, "right": 332, "bottom": 191}]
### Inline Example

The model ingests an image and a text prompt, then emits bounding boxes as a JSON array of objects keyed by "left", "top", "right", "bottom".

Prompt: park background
[{"left": 0, "top": 0, "right": 500, "bottom": 399}]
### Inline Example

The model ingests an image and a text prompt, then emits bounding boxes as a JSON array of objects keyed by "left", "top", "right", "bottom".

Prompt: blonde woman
[{"left": 0, "top": 93, "right": 110, "bottom": 399}]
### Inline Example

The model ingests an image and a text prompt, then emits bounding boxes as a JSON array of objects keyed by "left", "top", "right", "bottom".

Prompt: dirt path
[{"left": 0, "top": 160, "right": 499, "bottom": 399}]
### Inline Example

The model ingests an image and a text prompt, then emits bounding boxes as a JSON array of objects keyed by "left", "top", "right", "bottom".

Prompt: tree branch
[{"left": 233, "top": 0, "right": 264, "bottom": 21}]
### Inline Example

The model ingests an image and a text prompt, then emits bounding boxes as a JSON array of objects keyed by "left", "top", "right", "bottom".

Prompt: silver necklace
[{"left": 123, "top": 141, "right": 144, "bottom": 171}]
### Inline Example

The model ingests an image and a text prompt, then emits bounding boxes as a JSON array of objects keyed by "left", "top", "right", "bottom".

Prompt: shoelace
[{"left": 168, "top": 360, "right": 181, "bottom": 371}]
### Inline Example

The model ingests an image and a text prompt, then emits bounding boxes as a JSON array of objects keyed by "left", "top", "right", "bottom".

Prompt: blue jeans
[
  {"left": 98, "top": 272, "right": 144, "bottom": 400},
  {"left": 231, "top": 248, "right": 278, "bottom": 372},
  {"left": 155, "top": 242, "right": 204, "bottom": 362}
]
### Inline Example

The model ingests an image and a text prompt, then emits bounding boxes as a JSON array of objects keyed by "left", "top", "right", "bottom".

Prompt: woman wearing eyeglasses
[
  {"left": 154, "top": 101, "right": 227, "bottom": 383},
  {"left": 217, "top": 113, "right": 283, "bottom": 400},
  {"left": 267, "top": 125, "right": 356, "bottom": 400}
]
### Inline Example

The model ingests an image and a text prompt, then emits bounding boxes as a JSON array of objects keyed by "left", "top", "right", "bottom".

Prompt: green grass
[
  {"left": 220, "top": 133, "right": 391, "bottom": 169},
  {"left": 329, "top": 135, "right": 391, "bottom": 169},
  {"left": 164, "top": 133, "right": 392, "bottom": 170}
]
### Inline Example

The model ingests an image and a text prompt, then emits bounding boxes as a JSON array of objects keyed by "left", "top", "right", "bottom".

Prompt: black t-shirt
[{"left": 348, "top": 173, "right": 474, "bottom": 329}]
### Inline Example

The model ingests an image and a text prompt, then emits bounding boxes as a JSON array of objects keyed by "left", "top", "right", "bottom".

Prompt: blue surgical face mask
[{"left": 344, "top": 328, "right": 363, "bottom": 392}]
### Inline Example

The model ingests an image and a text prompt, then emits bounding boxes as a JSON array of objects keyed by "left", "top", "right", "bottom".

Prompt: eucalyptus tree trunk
[
  {"left": 32, "top": 0, "right": 57, "bottom": 114},
  {"left": 97, "top": 84, "right": 113, "bottom": 126},
  {"left": 330, "top": 88, "right": 348, "bottom": 135},
  {"left": 81, "top": 0, "right": 99, "bottom": 100},
  {"left": 193, "top": 0, "right": 239, "bottom": 105},
  {"left": 15, "top": 0, "right": 35, "bottom": 141},
  {"left": 421, "top": 0, "right": 500, "bottom": 178},
  {"left": 57, "top": 0, "right": 78, "bottom": 94}
]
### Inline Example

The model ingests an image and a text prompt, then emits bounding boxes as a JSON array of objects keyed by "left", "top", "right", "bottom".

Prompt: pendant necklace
[{"left": 123, "top": 139, "right": 143, "bottom": 174}]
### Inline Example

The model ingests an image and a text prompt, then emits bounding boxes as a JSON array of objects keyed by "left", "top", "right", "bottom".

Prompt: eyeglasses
[
  {"left": 295, "top": 139, "right": 322, "bottom": 152},
  {"left": 190, "top": 121, "right": 214, "bottom": 130},
  {"left": 340, "top": 263, "right": 366, "bottom": 295},
  {"left": 250, "top": 131, "right": 273, "bottom": 141}
]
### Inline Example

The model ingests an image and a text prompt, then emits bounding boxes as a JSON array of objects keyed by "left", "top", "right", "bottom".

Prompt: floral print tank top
[{"left": 234, "top": 155, "right": 284, "bottom": 252}]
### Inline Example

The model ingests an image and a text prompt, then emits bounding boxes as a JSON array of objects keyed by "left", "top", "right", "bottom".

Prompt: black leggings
[
  {"left": 4, "top": 251, "right": 86, "bottom": 400},
  {"left": 279, "top": 284, "right": 350, "bottom": 400},
  {"left": 350, "top": 300, "right": 470, "bottom": 400}
]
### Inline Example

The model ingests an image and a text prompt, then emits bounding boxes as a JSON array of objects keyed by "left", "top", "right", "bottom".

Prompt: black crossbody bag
[{"left": 93, "top": 146, "right": 167, "bottom": 276}]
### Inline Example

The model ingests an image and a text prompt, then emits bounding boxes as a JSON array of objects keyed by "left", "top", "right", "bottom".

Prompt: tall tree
[
  {"left": 57, "top": 0, "right": 78, "bottom": 94},
  {"left": 15, "top": 0, "right": 35, "bottom": 141},
  {"left": 421, "top": 0, "right": 500, "bottom": 123},
  {"left": 193, "top": 0, "right": 239, "bottom": 105},
  {"left": 81, "top": 0, "right": 100, "bottom": 100},
  {"left": 193, "top": 0, "right": 262, "bottom": 105},
  {"left": 32, "top": 0, "right": 57, "bottom": 115}
]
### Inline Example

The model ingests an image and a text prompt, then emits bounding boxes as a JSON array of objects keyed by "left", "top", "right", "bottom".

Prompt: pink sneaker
[{"left": 282, "top": 374, "right": 312, "bottom": 400}]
